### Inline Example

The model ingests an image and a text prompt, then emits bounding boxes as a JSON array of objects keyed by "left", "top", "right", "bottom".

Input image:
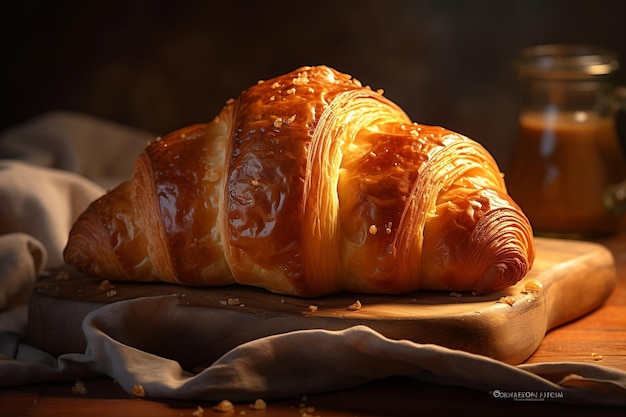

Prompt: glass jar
[{"left": 506, "top": 44, "right": 626, "bottom": 238}]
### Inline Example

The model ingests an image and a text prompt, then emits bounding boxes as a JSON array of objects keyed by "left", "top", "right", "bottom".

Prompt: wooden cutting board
[{"left": 27, "top": 237, "right": 616, "bottom": 365}]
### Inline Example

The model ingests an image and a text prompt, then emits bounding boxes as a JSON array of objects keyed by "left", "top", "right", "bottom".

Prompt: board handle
[{"left": 542, "top": 243, "right": 617, "bottom": 330}]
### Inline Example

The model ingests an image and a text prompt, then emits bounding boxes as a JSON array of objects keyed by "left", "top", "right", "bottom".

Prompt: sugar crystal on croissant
[{"left": 64, "top": 65, "right": 535, "bottom": 297}]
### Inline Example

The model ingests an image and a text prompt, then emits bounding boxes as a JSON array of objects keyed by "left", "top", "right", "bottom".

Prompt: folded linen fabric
[
  {"left": 0, "top": 111, "right": 148, "bottom": 333},
  {"left": 1, "top": 296, "right": 625, "bottom": 406},
  {"left": 0, "top": 110, "right": 151, "bottom": 189}
]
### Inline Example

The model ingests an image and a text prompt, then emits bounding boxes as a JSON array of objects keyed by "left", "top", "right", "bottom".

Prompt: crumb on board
[
  {"left": 106, "top": 289, "right": 118, "bottom": 298},
  {"left": 56, "top": 270, "right": 70, "bottom": 280},
  {"left": 227, "top": 297, "right": 240, "bottom": 306},
  {"left": 71, "top": 380, "right": 87, "bottom": 395},
  {"left": 449, "top": 291, "right": 463, "bottom": 298},
  {"left": 497, "top": 296, "right": 516, "bottom": 306},
  {"left": 308, "top": 305, "right": 318, "bottom": 313},
  {"left": 250, "top": 398, "right": 267, "bottom": 410},
  {"left": 214, "top": 400, "right": 234, "bottom": 413},
  {"left": 347, "top": 300, "right": 362, "bottom": 311},
  {"left": 98, "top": 279, "right": 114, "bottom": 290},
  {"left": 591, "top": 352, "right": 604, "bottom": 361},
  {"left": 192, "top": 405, "right": 204, "bottom": 416},
  {"left": 522, "top": 280, "right": 544, "bottom": 294}
]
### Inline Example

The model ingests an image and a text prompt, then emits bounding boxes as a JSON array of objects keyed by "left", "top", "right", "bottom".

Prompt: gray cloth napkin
[
  {"left": 0, "top": 110, "right": 151, "bottom": 189},
  {"left": 1, "top": 296, "right": 625, "bottom": 406},
  {"left": 0, "top": 111, "right": 625, "bottom": 407},
  {"left": 0, "top": 111, "right": 148, "bottom": 333}
]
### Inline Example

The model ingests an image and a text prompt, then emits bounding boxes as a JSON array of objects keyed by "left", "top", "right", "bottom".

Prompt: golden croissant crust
[{"left": 64, "top": 65, "right": 535, "bottom": 297}]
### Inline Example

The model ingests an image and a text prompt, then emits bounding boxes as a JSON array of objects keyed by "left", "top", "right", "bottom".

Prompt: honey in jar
[{"left": 506, "top": 44, "right": 626, "bottom": 237}]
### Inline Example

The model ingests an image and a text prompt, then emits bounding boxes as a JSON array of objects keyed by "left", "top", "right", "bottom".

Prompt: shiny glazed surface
[{"left": 64, "top": 66, "right": 535, "bottom": 296}]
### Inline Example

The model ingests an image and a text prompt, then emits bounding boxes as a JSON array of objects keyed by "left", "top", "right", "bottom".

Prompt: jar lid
[{"left": 518, "top": 44, "right": 619, "bottom": 80}]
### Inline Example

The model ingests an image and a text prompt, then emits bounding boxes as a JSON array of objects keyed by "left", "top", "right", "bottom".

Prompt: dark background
[{"left": 2, "top": 0, "right": 626, "bottom": 167}]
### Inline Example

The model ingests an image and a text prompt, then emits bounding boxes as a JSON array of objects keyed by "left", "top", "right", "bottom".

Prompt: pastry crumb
[
  {"left": 214, "top": 400, "right": 234, "bottom": 413},
  {"left": 71, "top": 380, "right": 87, "bottom": 395},
  {"left": 227, "top": 297, "right": 240, "bottom": 306},
  {"left": 497, "top": 296, "right": 516, "bottom": 306},
  {"left": 105, "top": 289, "right": 118, "bottom": 298},
  {"left": 308, "top": 305, "right": 318, "bottom": 313},
  {"left": 98, "top": 279, "right": 114, "bottom": 290},
  {"left": 192, "top": 405, "right": 204, "bottom": 416},
  {"left": 56, "top": 270, "right": 70, "bottom": 280},
  {"left": 250, "top": 399, "right": 267, "bottom": 410},
  {"left": 132, "top": 384, "right": 145, "bottom": 397},
  {"left": 522, "top": 280, "right": 544, "bottom": 294},
  {"left": 347, "top": 300, "right": 362, "bottom": 311},
  {"left": 591, "top": 352, "right": 604, "bottom": 361},
  {"left": 368, "top": 224, "right": 378, "bottom": 235},
  {"left": 449, "top": 291, "right": 463, "bottom": 298}
]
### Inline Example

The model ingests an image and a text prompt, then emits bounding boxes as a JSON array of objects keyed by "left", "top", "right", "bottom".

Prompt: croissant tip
[{"left": 63, "top": 219, "right": 100, "bottom": 276}]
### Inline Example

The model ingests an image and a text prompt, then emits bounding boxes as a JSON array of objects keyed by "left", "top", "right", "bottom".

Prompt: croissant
[{"left": 63, "top": 65, "right": 535, "bottom": 297}]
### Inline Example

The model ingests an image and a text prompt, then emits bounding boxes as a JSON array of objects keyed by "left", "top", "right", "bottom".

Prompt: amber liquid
[{"left": 506, "top": 112, "right": 626, "bottom": 237}]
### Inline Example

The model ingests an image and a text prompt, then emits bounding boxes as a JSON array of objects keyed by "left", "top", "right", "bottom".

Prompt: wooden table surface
[{"left": 2, "top": 232, "right": 626, "bottom": 416}]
